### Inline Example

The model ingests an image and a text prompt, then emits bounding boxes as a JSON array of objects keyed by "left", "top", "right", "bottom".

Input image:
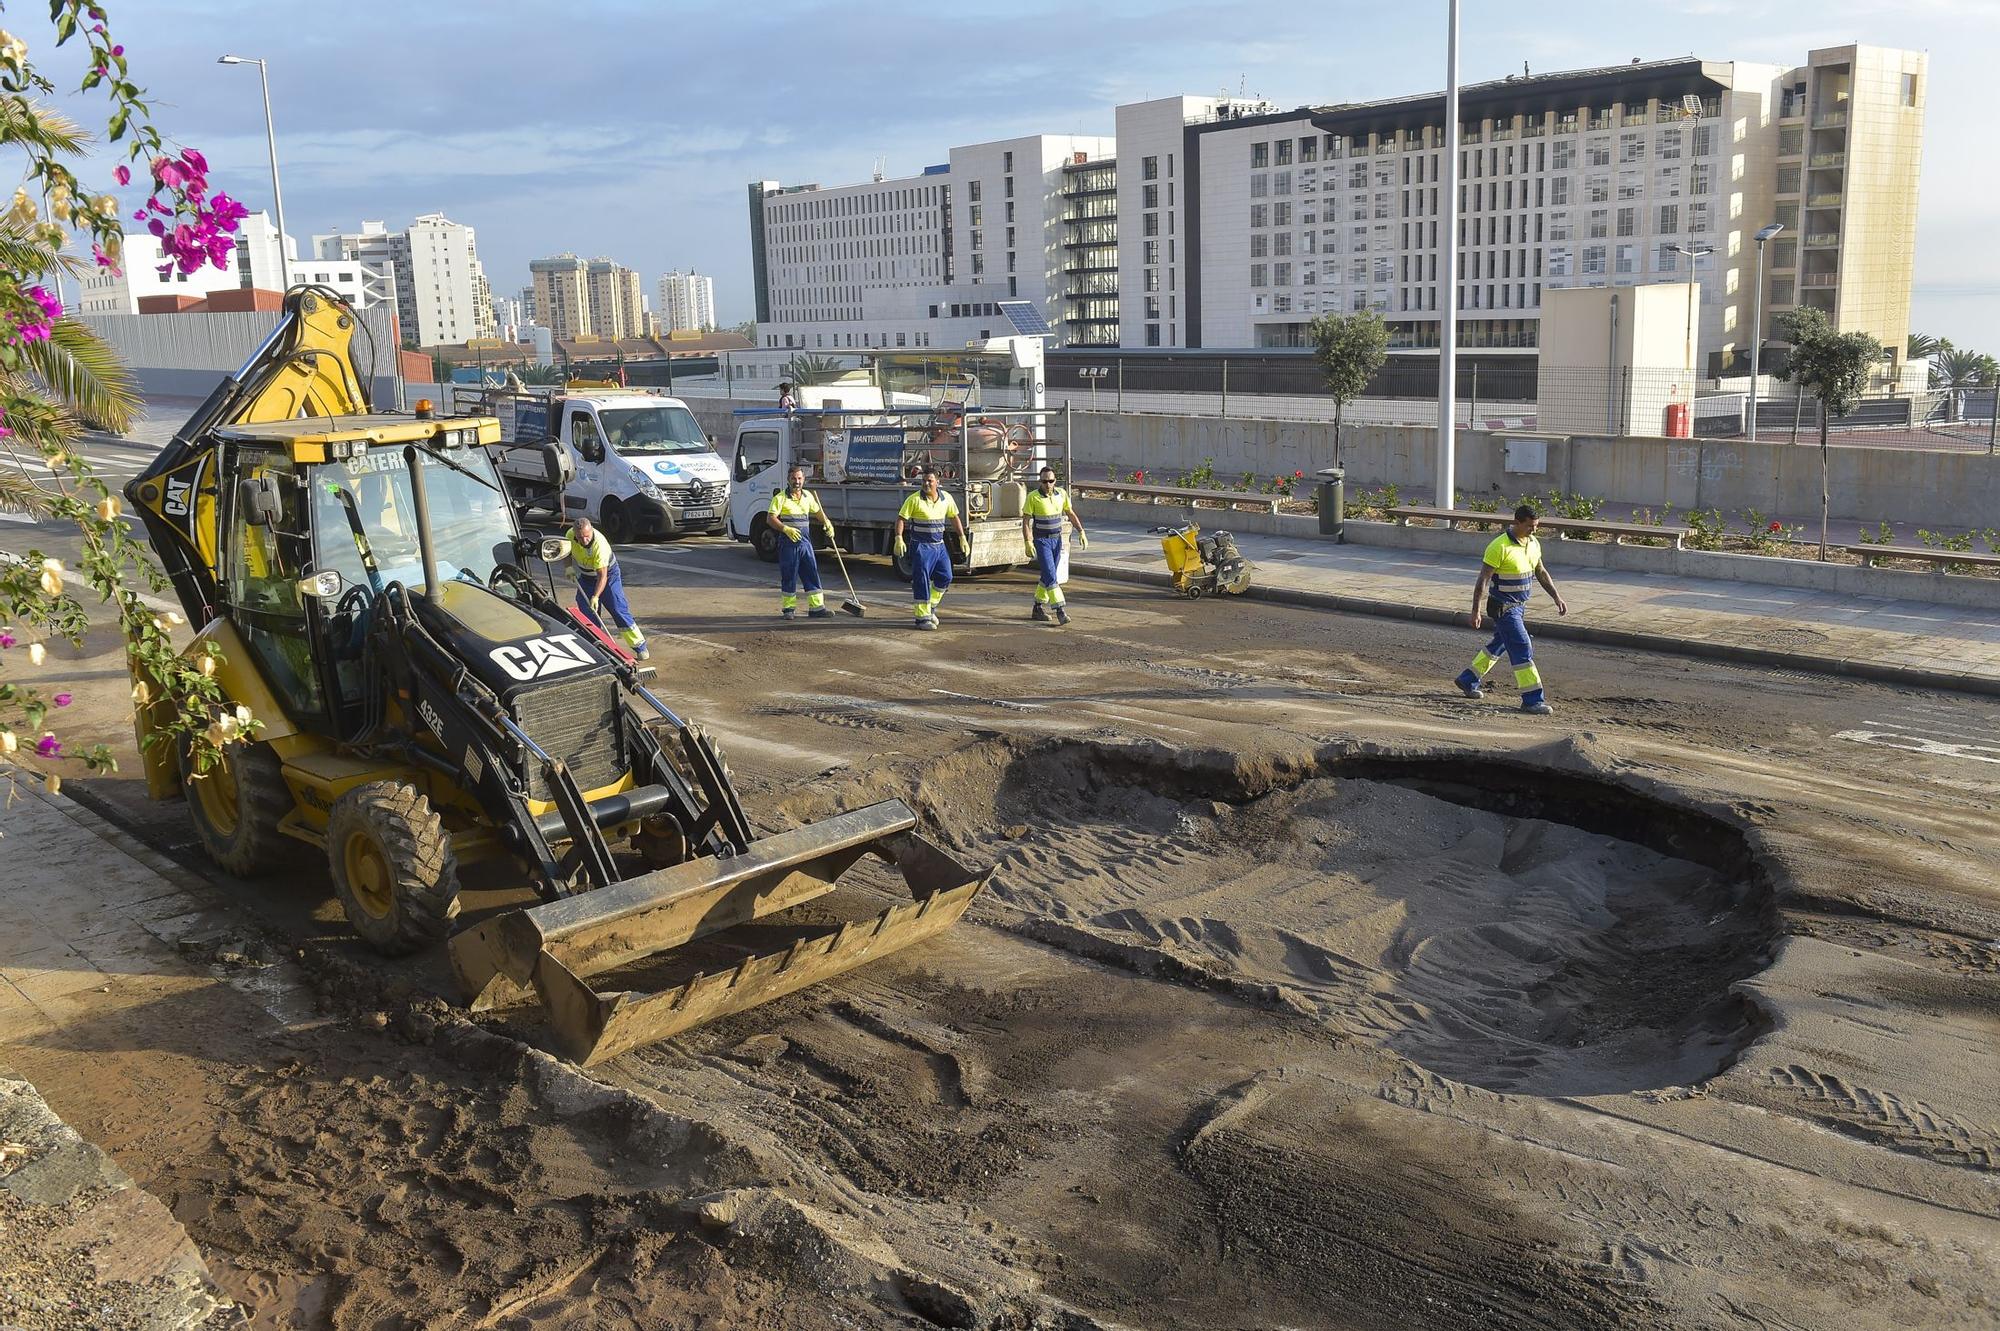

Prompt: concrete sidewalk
[
  {"left": 0, "top": 772, "right": 241, "bottom": 1328},
  {"left": 1074, "top": 522, "right": 2000, "bottom": 695}
]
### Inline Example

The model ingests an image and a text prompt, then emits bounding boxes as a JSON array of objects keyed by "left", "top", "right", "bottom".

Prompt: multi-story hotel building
[{"left": 747, "top": 45, "right": 1924, "bottom": 374}]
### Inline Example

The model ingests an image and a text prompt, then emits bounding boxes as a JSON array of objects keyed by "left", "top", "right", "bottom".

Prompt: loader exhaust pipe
[{"left": 402, "top": 444, "right": 444, "bottom": 603}]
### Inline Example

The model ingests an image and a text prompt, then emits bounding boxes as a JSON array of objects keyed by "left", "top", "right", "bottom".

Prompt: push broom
[{"left": 827, "top": 539, "right": 867, "bottom": 617}]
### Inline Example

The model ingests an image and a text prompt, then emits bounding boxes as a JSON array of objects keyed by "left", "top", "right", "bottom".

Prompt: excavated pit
[{"left": 919, "top": 738, "right": 1779, "bottom": 1098}]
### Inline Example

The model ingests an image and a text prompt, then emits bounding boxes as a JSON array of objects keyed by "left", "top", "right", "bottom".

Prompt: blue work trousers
[
  {"left": 910, "top": 540, "right": 953, "bottom": 612},
  {"left": 1032, "top": 535, "right": 1065, "bottom": 606},
  {"left": 576, "top": 563, "right": 635, "bottom": 630},
  {"left": 1458, "top": 599, "right": 1545, "bottom": 707},
  {"left": 778, "top": 537, "right": 823, "bottom": 609}
]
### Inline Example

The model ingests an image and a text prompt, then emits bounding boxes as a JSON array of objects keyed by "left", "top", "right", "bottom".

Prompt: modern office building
[
  {"left": 80, "top": 212, "right": 379, "bottom": 315},
  {"left": 320, "top": 212, "right": 496, "bottom": 347},
  {"left": 747, "top": 131, "right": 1113, "bottom": 353},
  {"left": 747, "top": 45, "right": 1922, "bottom": 371},
  {"left": 658, "top": 270, "right": 716, "bottom": 333}
]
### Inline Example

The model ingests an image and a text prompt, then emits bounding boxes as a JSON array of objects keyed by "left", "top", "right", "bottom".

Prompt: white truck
[
  {"left": 725, "top": 395, "right": 1071, "bottom": 574},
  {"left": 460, "top": 383, "right": 732, "bottom": 541}
]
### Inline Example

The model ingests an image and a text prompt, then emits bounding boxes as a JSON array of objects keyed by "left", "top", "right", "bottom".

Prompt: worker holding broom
[
  {"left": 1020, "top": 464, "right": 1086, "bottom": 625},
  {"left": 767, "top": 465, "right": 835, "bottom": 620},
  {"left": 893, "top": 464, "right": 968, "bottom": 631},
  {"left": 567, "top": 515, "right": 649, "bottom": 661}
]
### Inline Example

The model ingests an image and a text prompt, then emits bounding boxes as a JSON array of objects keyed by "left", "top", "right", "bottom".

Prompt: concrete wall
[
  {"left": 668, "top": 394, "right": 2000, "bottom": 533},
  {"left": 80, "top": 305, "right": 402, "bottom": 406}
]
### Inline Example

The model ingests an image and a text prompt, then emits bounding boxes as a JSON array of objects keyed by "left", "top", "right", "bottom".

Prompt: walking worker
[
  {"left": 768, "top": 465, "right": 836, "bottom": 620},
  {"left": 567, "top": 514, "right": 649, "bottom": 660},
  {"left": 1456, "top": 504, "right": 1566, "bottom": 714},
  {"left": 1020, "top": 464, "right": 1087, "bottom": 625},
  {"left": 893, "top": 464, "right": 968, "bottom": 630}
]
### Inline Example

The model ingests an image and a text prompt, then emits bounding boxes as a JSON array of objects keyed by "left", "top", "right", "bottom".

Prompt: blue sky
[{"left": 49, "top": 1, "right": 1996, "bottom": 347}]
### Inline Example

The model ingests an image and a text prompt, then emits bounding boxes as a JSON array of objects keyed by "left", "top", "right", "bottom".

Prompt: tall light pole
[
  {"left": 1437, "top": 0, "right": 1461, "bottom": 507},
  {"left": 217, "top": 55, "right": 288, "bottom": 278},
  {"left": 1747, "top": 222, "right": 1783, "bottom": 440},
  {"left": 1669, "top": 241, "right": 1714, "bottom": 427}
]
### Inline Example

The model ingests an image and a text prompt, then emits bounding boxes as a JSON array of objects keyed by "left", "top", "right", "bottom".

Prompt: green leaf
[{"left": 18, "top": 316, "right": 141, "bottom": 434}]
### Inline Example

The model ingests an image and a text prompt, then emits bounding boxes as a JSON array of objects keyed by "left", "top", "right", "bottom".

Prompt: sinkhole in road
[{"left": 931, "top": 740, "right": 1778, "bottom": 1098}]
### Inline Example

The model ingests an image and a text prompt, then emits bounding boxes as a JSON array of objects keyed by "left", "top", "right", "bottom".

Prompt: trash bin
[{"left": 1316, "top": 467, "right": 1345, "bottom": 540}]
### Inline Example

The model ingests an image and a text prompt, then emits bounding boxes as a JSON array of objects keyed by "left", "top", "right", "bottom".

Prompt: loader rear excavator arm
[{"left": 126, "top": 286, "right": 377, "bottom": 627}]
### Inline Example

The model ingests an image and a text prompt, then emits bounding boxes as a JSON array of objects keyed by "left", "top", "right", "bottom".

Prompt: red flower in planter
[{"left": 1768, "top": 520, "right": 1783, "bottom": 532}]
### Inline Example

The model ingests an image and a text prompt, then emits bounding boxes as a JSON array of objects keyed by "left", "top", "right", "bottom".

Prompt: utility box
[{"left": 1538, "top": 284, "right": 1695, "bottom": 436}]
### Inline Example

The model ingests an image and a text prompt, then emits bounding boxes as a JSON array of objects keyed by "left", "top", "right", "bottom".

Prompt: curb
[{"left": 1072, "top": 558, "right": 2000, "bottom": 699}]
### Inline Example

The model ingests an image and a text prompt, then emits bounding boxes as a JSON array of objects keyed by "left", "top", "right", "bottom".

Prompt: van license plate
[{"left": 680, "top": 507, "right": 714, "bottom": 521}]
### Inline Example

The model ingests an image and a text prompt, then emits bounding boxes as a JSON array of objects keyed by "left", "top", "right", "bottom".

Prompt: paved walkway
[
  {"left": 1074, "top": 523, "right": 2000, "bottom": 694},
  {"left": 0, "top": 773, "right": 240, "bottom": 1327}
]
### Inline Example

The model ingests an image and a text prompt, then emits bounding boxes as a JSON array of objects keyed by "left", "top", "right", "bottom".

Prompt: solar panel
[{"left": 997, "top": 300, "right": 1052, "bottom": 336}]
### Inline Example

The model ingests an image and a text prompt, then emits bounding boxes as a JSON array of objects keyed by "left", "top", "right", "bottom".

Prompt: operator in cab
[
  {"left": 893, "top": 464, "right": 969, "bottom": 631},
  {"left": 567, "top": 514, "right": 650, "bottom": 660}
]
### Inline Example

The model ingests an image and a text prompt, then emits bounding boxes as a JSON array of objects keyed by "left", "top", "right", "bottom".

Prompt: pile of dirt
[{"left": 905, "top": 737, "right": 1777, "bottom": 1096}]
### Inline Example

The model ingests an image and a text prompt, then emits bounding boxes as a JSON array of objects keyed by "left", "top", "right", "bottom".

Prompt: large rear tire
[
  {"left": 181, "top": 737, "right": 293, "bottom": 877},
  {"left": 327, "top": 782, "right": 460, "bottom": 956}
]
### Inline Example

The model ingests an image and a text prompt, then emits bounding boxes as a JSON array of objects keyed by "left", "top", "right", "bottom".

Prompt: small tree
[
  {"left": 1306, "top": 310, "right": 1387, "bottom": 469},
  {"left": 1776, "top": 308, "right": 1882, "bottom": 559}
]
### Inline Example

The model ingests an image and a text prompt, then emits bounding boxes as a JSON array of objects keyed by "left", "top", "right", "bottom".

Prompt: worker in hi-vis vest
[
  {"left": 568, "top": 515, "right": 649, "bottom": 660},
  {"left": 1020, "top": 464, "right": 1086, "bottom": 625},
  {"left": 767, "top": 465, "right": 835, "bottom": 620},
  {"left": 892, "top": 464, "right": 969, "bottom": 631},
  {"left": 1456, "top": 504, "right": 1567, "bottom": 714}
]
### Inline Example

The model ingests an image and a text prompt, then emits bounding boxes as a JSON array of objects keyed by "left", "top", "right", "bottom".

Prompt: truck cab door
[
  {"left": 727, "top": 425, "right": 785, "bottom": 540},
  {"left": 565, "top": 405, "right": 605, "bottom": 524}
]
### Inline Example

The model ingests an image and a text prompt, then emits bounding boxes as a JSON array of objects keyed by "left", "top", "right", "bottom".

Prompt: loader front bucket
[{"left": 447, "top": 800, "right": 986, "bottom": 1065}]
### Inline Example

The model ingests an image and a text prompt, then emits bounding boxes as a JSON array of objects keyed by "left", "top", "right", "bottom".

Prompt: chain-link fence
[{"left": 1044, "top": 356, "right": 1996, "bottom": 452}]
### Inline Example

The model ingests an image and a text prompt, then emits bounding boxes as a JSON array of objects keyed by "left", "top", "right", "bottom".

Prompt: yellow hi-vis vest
[{"left": 569, "top": 528, "right": 615, "bottom": 572}]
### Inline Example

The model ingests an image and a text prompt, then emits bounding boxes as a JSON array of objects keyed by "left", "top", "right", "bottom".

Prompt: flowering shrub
[{"left": 0, "top": 4, "right": 253, "bottom": 793}]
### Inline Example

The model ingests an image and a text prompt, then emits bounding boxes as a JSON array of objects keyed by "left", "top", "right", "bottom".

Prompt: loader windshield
[
  {"left": 598, "top": 404, "right": 707, "bottom": 456},
  {"left": 313, "top": 446, "right": 515, "bottom": 596}
]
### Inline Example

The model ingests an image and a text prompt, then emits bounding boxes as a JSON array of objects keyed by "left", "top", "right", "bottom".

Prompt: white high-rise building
[
  {"left": 311, "top": 220, "right": 400, "bottom": 314},
  {"left": 658, "top": 270, "right": 716, "bottom": 333},
  {"left": 386, "top": 212, "right": 493, "bottom": 347}
]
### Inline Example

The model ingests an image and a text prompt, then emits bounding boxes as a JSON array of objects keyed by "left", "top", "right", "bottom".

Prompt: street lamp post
[
  {"left": 1747, "top": 222, "right": 1784, "bottom": 441},
  {"left": 1437, "top": 0, "right": 1461, "bottom": 507},
  {"left": 217, "top": 55, "right": 287, "bottom": 277},
  {"left": 1669, "top": 241, "right": 1714, "bottom": 429}
]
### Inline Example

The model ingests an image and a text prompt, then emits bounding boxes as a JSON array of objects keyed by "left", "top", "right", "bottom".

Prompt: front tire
[
  {"left": 182, "top": 737, "right": 293, "bottom": 877},
  {"left": 752, "top": 517, "right": 781, "bottom": 563},
  {"left": 600, "top": 497, "right": 635, "bottom": 545},
  {"left": 327, "top": 782, "right": 460, "bottom": 956}
]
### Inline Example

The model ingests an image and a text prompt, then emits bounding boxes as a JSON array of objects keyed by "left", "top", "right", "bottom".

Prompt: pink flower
[
  {"left": 179, "top": 147, "right": 209, "bottom": 175},
  {"left": 91, "top": 244, "right": 122, "bottom": 275},
  {"left": 53, "top": 693, "right": 71, "bottom": 707},
  {"left": 0, "top": 632, "right": 16, "bottom": 648},
  {"left": 27, "top": 286, "right": 62, "bottom": 321},
  {"left": 150, "top": 157, "right": 190, "bottom": 191},
  {"left": 35, "top": 735, "right": 61, "bottom": 758},
  {"left": 111, "top": 44, "right": 123, "bottom": 57},
  {"left": 113, "top": 164, "right": 130, "bottom": 186}
]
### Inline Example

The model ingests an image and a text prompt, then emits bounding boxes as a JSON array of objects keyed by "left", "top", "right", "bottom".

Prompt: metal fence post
[
  {"left": 1990, "top": 391, "right": 1998, "bottom": 455},
  {"left": 1791, "top": 381, "right": 1804, "bottom": 444},
  {"left": 1469, "top": 364, "right": 1478, "bottom": 429},
  {"left": 1117, "top": 360, "right": 1123, "bottom": 414},
  {"left": 1221, "top": 359, "right": 1228, "bottom": 419}
]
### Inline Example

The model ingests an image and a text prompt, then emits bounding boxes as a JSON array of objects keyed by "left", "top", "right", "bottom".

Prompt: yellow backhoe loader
[{"left": 124, "top": 287, "right": 984, "bottom": 1065}]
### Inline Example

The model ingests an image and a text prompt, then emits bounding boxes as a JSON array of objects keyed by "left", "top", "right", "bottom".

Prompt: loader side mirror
[
  {"left": 237, "top": 476, "right": 282, "bottom": 527},
  {"left": 541, "top": 442, "right": 573, "bottom": 488}
]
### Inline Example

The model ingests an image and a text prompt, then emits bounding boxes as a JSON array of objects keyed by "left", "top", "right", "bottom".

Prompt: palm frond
[
  {"left": 0, "top": 465, "right": 54, "bottom": 518},
  {"left": 0, "top": 99, "right": 91, "bottom": 155},
  {"left": 20, "top": 317, "right": 139, "bottom": 434}
]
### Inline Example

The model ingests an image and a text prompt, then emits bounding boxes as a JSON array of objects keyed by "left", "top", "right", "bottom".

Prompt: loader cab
[{"left": 212, "top": 418, "right": 522, "bottom": 739}]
